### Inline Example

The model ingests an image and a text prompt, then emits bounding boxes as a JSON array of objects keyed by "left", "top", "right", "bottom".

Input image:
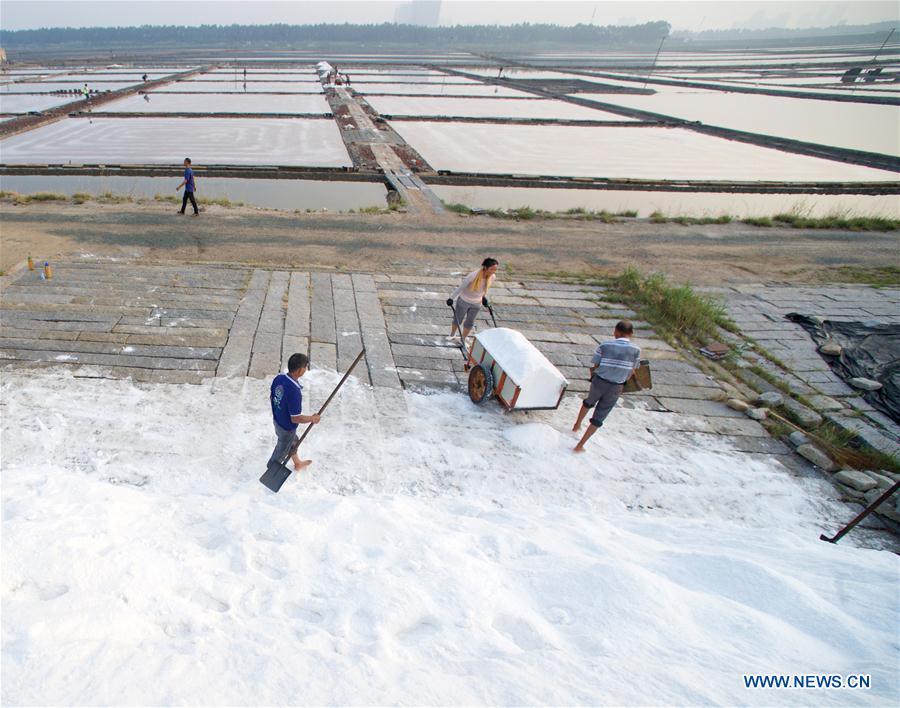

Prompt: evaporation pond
[
  {"left": 392, "top": 123, "right": 898, "bottom": 181},
  {"left": 0, "top": 117, "right": 351, "bottom": 167},
  {"left": 0, "top": 175, "right": 387, "bottom": 211},
  {"left": 0, "top": 81, "right": 139, "bottom": 93},
  {"left": 430, "top": 185, "right": 900, "bottom": 219},
  {"left": 195, "top": 73, "right": 320, "bottom": 82},
  {"left": 104, "top": 93, "right": 331, "bottom": 113},
  {"left": 0, "top": 94, "right": 78, "bottom": 112},
  {"left": 350, "top": 75, "right": 478, "bottom": 84},
  {"left": 355, "top": 83, "right": 530, "bottom": 97},
  {"left": 365, "top": 95, "right": 637, "bottom": 120},
  {"left": 156, "top": 81, "right": 322, "bottom": 93},
  {"left": 578, "top": 89, "right": 900, "bottom": 156}
]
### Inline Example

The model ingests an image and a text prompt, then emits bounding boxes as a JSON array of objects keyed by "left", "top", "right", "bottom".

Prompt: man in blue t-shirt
[
  {"left": 176, "top": 157, "right": 199, "bottom": 216},
  {"left": 269, "top": 353, "right": 321, "bottom": 471}
]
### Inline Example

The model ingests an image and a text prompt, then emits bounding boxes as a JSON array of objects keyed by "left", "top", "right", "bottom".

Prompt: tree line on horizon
[{"left": 0, "top": 21, "right": 672, "bottom": 49}]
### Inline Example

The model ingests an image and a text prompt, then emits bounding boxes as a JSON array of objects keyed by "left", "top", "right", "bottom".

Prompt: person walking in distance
[
  {"left": 446, "top": 258, "right": 499, "bottom": 342},
  {"left": 176, "top": 157, "right": 199, "bottom": 216},
  {"left": 573, "top": 320, "right": 641, "bottom": 453}
]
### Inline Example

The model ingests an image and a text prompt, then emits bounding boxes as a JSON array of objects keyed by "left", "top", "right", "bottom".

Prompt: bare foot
[
  {"left": 572, "top": 425, "right": 581, "bottom": 433},
  {"left": 293, "top": 459, "right": 313, "bottom": 470},
  {"left": 573, "top": 446, "right": 586, "bottom": 454}
]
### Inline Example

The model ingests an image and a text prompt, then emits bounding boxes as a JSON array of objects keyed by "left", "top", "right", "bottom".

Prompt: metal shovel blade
[{"left": 259, "top": 460, "right": 293, "bottom": 493}]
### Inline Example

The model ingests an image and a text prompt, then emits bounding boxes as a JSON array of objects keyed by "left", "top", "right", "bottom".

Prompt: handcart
[{"left": 465, "top": 327, "right": 568, "bottom": 411}]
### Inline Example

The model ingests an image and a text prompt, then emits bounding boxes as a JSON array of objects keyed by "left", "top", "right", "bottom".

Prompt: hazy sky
[{"left": 0, "top": 0, "right": 897, "bottom": 31}]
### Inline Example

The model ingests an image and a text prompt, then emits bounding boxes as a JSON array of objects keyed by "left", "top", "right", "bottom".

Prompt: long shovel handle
[
  {"left": 820, "top": 479, "right": 899, "bottom": 543},
  {"left": 487, "top": 305, "right": 498, "bottom": 328},
  {"left": 282, "top": 348, "right": 366, "bottom": 463}
]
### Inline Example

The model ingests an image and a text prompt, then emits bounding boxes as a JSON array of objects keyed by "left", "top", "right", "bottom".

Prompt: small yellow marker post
[
  {"left": 43, "top": 262, "right": 52, "bottom": 280},
  {"left": 27, "top": 255, "right": 34, "bottom": 271}
]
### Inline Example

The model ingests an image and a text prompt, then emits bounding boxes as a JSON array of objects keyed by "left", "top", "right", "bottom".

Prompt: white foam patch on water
[{"left": 1, "top": 370, "right": 897, "bottom": 705}]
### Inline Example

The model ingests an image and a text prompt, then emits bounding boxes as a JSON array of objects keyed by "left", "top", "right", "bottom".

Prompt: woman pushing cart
[{"left": 446, "top": 257, "right": 499, "bottom": 342}]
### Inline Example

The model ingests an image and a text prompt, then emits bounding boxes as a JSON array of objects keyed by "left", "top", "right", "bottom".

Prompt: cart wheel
[{"left": 467, "top": 364, "right": 494, "bottom": 405}]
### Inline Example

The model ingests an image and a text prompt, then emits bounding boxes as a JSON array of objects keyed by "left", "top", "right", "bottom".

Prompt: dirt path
[{"left": 2, "top": 201, "right": 897, "bottom": 283}]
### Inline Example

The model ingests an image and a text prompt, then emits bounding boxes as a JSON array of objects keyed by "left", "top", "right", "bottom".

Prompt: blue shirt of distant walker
[
  {"left": 271, "top": 373, "right": 302, "bottom": 431},
  {"left": 183, "top": 167, "right": 195, "bottom": 193},
  {"left": 591, "top": 337, "right": 641, "bottom": 384}
]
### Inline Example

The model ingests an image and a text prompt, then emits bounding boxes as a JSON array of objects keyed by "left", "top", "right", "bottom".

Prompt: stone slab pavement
[
  {"left": 5, "top": 259, "right": 883, "bottom": 511},
  {"left": 717, "top": 284, "right": 900, "bottom": 457}
]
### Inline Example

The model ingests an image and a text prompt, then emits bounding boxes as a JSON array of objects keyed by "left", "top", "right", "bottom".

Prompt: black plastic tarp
[{"left": 786, "top": 313, "right": 900, "bottom": 424}]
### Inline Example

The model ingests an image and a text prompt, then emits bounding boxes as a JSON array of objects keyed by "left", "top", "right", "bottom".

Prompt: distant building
[{"left": 394, "top": 0, "right": 441, "bottom": 26}]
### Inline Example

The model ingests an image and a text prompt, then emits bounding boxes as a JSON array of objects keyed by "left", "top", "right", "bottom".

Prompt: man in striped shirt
[{"left": 573, "top": 320, "right": 641, "bottom": 453}]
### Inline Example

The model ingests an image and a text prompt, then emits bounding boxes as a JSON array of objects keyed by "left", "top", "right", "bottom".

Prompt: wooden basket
[{"left": 622, "top": 359, "right": 652, "bottom": 393}]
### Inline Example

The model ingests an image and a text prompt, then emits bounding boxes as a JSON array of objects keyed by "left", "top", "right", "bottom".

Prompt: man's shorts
[
  {"left": 582, "top": 376, "right": 623, "bottom": 427},
  {"left": 454, "top": 298, "right": 482, "bottom": 329},
  {"left": 268, "top": 421, "right": 298, "bottom": 467}
]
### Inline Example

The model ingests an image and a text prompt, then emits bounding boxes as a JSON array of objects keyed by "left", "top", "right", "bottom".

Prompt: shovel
[
  {"left": 486, "top": 302, "right": 498, "bottom": 328},
  {"left": 259, "top": 348, "right": 366, "bottom": 493}
]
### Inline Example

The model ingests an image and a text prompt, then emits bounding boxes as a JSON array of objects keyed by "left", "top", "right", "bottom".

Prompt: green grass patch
[
  {"left": 612, "top": 267, "right": 736, "bottom": 344},
  {"left": 15, "top": 192, "right": 68, "bottom": 203},
  {"left": 197, "top": 196, "right": 244, "bottom": 207},
  {"left": 741, "top": 216, "right": 773, "bottom": 227},
  {"left": 154, "top": 193, "right": 180, "bottom": 203},
  {"left": 747, "top": 365, "right": 794, "bottom": 396},
  {"left": 770, "top": 213, "right": 898, "bottom": 231},
  {"left": 444, "top": 202, "right": 473, "bottom": 215},
  {"left": 651, "top": 212, "right": 733, "bottom": 225},
  {"left": 810, "top": 265, "right": 900, "bottom": 288},
  {"left": 440, "top": 201, "right": 634, "bottom": 222},
  {"left": 71, "top": 192, "right": 92, "bottom": 204},
  {"left": 95, "top": 191, "right": 133, "bottom": 204},
  {"left": 807, "top": 421, "right": 900, "bottom": 474}
]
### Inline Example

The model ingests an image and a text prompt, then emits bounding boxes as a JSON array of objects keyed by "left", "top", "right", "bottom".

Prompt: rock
[
  {"left": 866, "top": 471, "right": 896, "bottom": 489},
  {"left": 840, "top": 487, "right": 867, "bottom": 503},
  {"left": 781, "top": 398, "right": 823, "bottom": 428},
  {"left": 747, "top": 407, "right": 768, "bottom": 420},
  {"left": 833, "top": 469, "right": 877, "bottom": 492},
  {"left": 788, "top": 431, "right": 810, "bottom": 447},
  {"left": 805, "top": 394, "right": 844, "bottom": 412},
  {"left": 818, "top": 341, "right": 842, "bottom": 356},
  {"left": 726, "top": 398, "right": 750, "bottom": 412},
  {"left": 848, "top": 377, "right": 882, "bottom": 392},
  {"left": 756, "top": 391, "right": 784, "bottom": 407},
  {"left": 796, "top": 444, "right": 839, "bottom": 472}
]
